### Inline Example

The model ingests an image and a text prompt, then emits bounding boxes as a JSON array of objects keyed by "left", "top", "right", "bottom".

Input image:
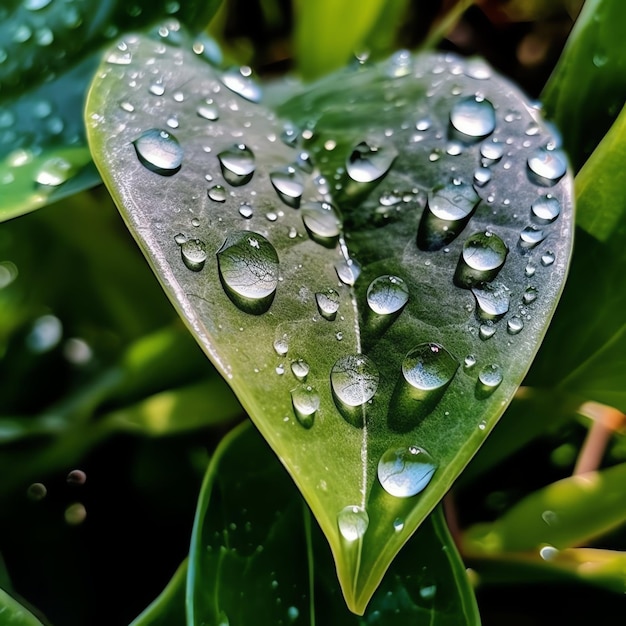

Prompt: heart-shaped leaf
[{"left": 86, "top": 33, "right": 573, "bottom": 612}]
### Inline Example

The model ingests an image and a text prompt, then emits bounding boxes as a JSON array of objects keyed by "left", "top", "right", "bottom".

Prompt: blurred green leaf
[
  {"left": 464, "top": 462, "right": 626, "bottom": 554},
  {"left": 0, "top": 587, "right": 46, "bottom": 626},
  {"left": 542, "top": 0, "right": 626, "bottom": 171},
  {"left": 187, "top": 422, "right": 480, "bottom": 625},
  {"left": 87, "top": 33, "right": 573, "bottom": 612}
]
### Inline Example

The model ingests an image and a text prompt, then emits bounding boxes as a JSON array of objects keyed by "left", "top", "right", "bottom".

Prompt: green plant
[{"left": 1, "top": 1, "right": 625, "bottom": 624}]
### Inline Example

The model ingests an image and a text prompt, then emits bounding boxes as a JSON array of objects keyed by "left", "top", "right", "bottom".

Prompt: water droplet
[
  {"left": 464, "top": 354, "right": 477, "bottom": 369},
  {"left": 291, "top": 385, "right": 319, "bottom": 429},
  {"left": 393, "top": 517, "right": 405, "bottom": 532},
  {"left": 208, "top": 184, "right": 227, "bottom": 202},
  {"left": 120, "top": 101, "right": 135, "bottom": 112},
  {"left": 270, "top": 167, "right": 304, "bottom": 208},
  {"left": 301, "top": 202, "right": 341, "bottom": 247},
  {"left": 217, "top": 231, "right": 279, "bottom": 313},
  {"left": 471, "top": 283, "right": 510, "bottom": 320},
  {"left": 218, "top": 144, "right": 255, "bottom": 186},
  {"left": 335, "top": 259, "right": 361, "bottom": 286},
  {"left": 221, "top": 66, "right": 262, "bottom": 102},
  {"left": 455, "top": 232, "right": 508, "bottom": 287},
  {"left": 519, "top": 226, "right": 546, "bottom": 249},
  {"left": 106, "top": 42, "right": 132, "bottom": 65},
  {"left": 337, "top": 505, "right": 369, "bottom": 541},
  {"left": 174, "top": 232, "right": 187, "bottom": 245},
  {"left": 377, "top": 445, "right": 437, "bottom": 497},
  {"left": 65, "top": 502, "right": 87, "bottom": 525},
  {"left": 507, "top": 316, "right": 524, "bottom": 335},
  {"left": 330, "top": 355, "right": 379, "bottom": 407},
  {"left": 541, "top": 250, "right": 555, "bottom": 266},
  {"left": 416, "top": 118, "right": 431, "bottom": 131},
  {"left": 239, "top": 203, "right": 253, "bottom": 219},
  {"left": 180, "top": 238, "right": 207, "bottom": 271},
  {"left": 275, "top": 364, "right": 285, "bottom": 375},
  {"left": 479, "top": 322, "right": 496, "bottom": 340},
  {"left": 191, "top": 217, "right": 200, "bottom": 227},
  {"left": 36, "top": 27, "right": 54, "bottom": 46},
  {"left": 464, "top": 59, "right": 491, "bottom": 80},
  {"left": 133, "top": 129, "right": 183, "bottom": 175},
  {"left": 450, "top": 97, "right": 496, "bottom": 140},
  {"left": 477, "top": 364, "right": 503, "bottom": 396},
  {"left": 527, "top": 147, "right": 567, "bottom": 186},
  {"left": 149, "top": 81, "right": 165, "bottom": 96},
  {"left": 473, "top": 167, "right": 492, "bottom": 187},
  {"left": 346, "top": 140, "right": 397, "bottom": 183},
  {"left": 35, "top": 157, "right": 73, "bottom": 186},
  {"left": 531, "top": 195, "right": 561, "bottom": 224},
  {"left": 402, "top": 343, "right": 458, "bottom": 393},
  {"left": 287, "top": 606, "right": 299, "bottom": 622},
  {"left": 274, "top": 335, "right": 288, "bottom": 356},
  {"left": 525, "top": 263, "right": 536, "bottom": 277},
  {"left": 24, "top": 0, "right": 53, "bottom": 10},
  {"left": 27, "top": 483, "right": 47, "bottom": 501},
  {"left": 481, "top": 140, "right": 504, "bottom": 162},
  {"left": 197, "top": 101, "right": 219, "bottom": 120},
  {"left": 67, "top": 470, "right": 86, "bottom": 485},
  {"left": 291, "top": 359, "right": 310, "bottom": 381},
  {"left": 315, "top": 289, "right": 340, "bottom": 321},
  {"left": 523, "top": 287, "right": 538, "bottom": 304},
  {"left": 366, "top": 275, "right": 409, "bottom": 315}
]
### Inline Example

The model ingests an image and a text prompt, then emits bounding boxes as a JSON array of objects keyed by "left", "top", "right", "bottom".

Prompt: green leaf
[
  {"left": 0, "top": 587, "right": 46, "bottom": 626},
  {"left": 542, "top": 0, "right": 626, "bottom": 171},
  {"left": 464, "top": 462, "right": 626, "bottom": 554},
  {"left": 188, "top": 421, "right": 480, "bottom": 625},
  {"left": 0, "top": 0, "right": 223, "bottom": 222},
  {"left": 130, "top": 560, "right": 188, "bottom": 626},
  {"left": 86, "top": 35, "right": 573, "bottom": 612}
]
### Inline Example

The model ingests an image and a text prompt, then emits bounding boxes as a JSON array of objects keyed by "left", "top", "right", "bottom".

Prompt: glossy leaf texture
[
  {"left": 0, "top": 0, "right": 222, "bottom": 222},
  {"left": 0, "top": 587, "right": 46, "bottom": 626},
  {"left": 187, "top": 421, "right": 480, "bottom": 626},
  {"left": 86, "top": 35, "right": 573, "bottom": 613}
]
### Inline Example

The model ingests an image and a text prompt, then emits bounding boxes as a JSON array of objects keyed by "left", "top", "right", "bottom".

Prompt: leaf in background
[
  {"left": 187, "top": 422, "right": 480, "bottom": 625},
  {"left": 0, "top": 0, "right": 222, "bottom": 222},
  {"left": 0, "top": 587, "right": 46, "bottom": 626},
  {"left": 86, "top": 34, "right": 573, "bottom": 612},
  {"left": 542, "top": 0, "right": 626, "bottom": 171}
]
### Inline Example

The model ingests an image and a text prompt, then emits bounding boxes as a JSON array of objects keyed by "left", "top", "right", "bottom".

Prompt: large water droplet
[
  {"left": 330, "top": 354, "right": 379, "bottom": 407},
  {"left": 133, "top": 129, "right": 182, "bottom": 175},
  {"left": 531, "top": 195, "right": 561, "bottom": 224},
  {"left": 377, "top": 445, "right": 437, "bottom": 498},
  {"left": 455, "top": 231, "right": 508, "bottom": 287},
  {"left": 291, "top": 385, "right": 319, "bottom": 429},
  {"left": 450, "top": 97, "right": 496, "bottom": 140},
  {"left": 471, "top": 283, "right": 510, "bottom": 320},
  {"left": 180, "top": 238, "right": 206, "bottom": 271},
  {"left": 402, "top": 343, "right": 458, "bottom": 392},
  {"left": 270, "top": 167, "right": 304, "bottom": 208},
  {"left": 315, "top": 289, "right": 340, "bottom": 321},
  {"left": 366, "top": 275, "right": 409, "bottom": 315},
  {"left": 217, "top": 231, "right": 279, "bottom": 314},
  {"left": 221, "top": 67, "right": 262, "bottom": 102},
  {"left": 217, "top": 144, "right": 255, "bottom": 186},
  {"left": 301, "top": 202, "right": 341, "bottom": 247},
  {"left": 337, "top": 505, "right": 369, "bottom": 541},
  {"left": 346, "top": 140, "right": 397, "bottom": 183},
  {"left": 527, "top": 147, "right": 567, "bottom": 186}
]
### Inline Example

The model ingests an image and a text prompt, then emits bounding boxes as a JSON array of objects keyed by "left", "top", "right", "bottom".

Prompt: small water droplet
[
  {"left": 67, "top": 470, "right": 86, "bottom": 485},
  {"left": 180, "top": 238, "right": 207, "bottom": 271},
  {"left": 455, "top": 232, "right": 508, "bottom": 287},
  {"left": 331, "top": 355, "right": 379, "bottom": 407},
  {"left": 287, "top": 606, "right": 299, "bottom": 623},
  {"left": 149, "top": 81, "right": 165, "bottom": 96},
  {"left": 450, "top": 96, "right": 496, "bottom": 140},
  {"left": 386, "top": 50, "right": 413, "bottom": 77},
  {"left": 525, "top": 263, "right": 536, "bottom": 277},
  {"left": 217, "top": 231, "right": 279, "bottom": 313},
  {"left": 106, "top": 41, "right": 132, "bottom": 65},
  {"left": 464, "top": 354, "right": 477, "bottom": 369},
  {"left": 480, "top": 140, "right": 504, "bottom": 162},
  {"left": 270, "top": 167, "right": 304, "bottom": 208},
  {"left": 541, "top": 250, "right": 555, "bottom": 266},
  {"left": 274, "top": 335, "right": 288, "bottom": 356},
  {"left": 197, "top": 100, "right": 219, "bottom": 120},
  {"left": 527, "top": 147, "right": 567, "bottom": 186},
  {"left": 120, "top": 101, "right": 135, "bottom": 112},
  {"left": 507, "top": 316, "right": 524, "bottom": 335},
  {"left": 473, "top": 167, "right": 492, "bottom": 187},
  {"left": 221, "top": 66, "right": 262, "bottom": 102},
  {"left": 174, "top": 232, "right": 187, "bottom": 245},
  {"left": 218, "top": 144, "right": 255, "bottom": 186},
  {"left": 208, "top": 184, "right": 227, "bottom": 202},
  {"left": 27, "top": 482, "right": 47, "bottom": 501},
  {"left": 402, "top": 343, "right": 458, "bottom": 394},
  {"left": 24, "top": 0, "right": 53, "bottom": 10},
  {"left": 464, "top": 59, "right": 491, "bottom": 80},
  {"left": 479, "top": 322, "right": 496, "bottom": 340},
  {"left": 315, "top": 289, "right": 340, "bottom": 321},
  {"left": 346, "top": 140, "right": 397, "bottom": 183},
  {"left": 334, "top": 257, "right": 361, "bottom": 286},
  {"left": 291, "top": 359, "right": 310, "bottom": 381},
  {"left": 523, "top": 287, "right": 538, "bottom": 304},
  {"left": 531, "top": 195, "right": 561, "bottom": 224},
  {"left": 337, "top": 505, "right": 369, "bottom": 541},
  {"left": 291, "top": 385, "right": 319, "bottom": 428},
  {"left": 366, "top": 275, "right": 409, "bottom": 315},
  {"left": 393, "top": 517, "right": 405, "bottom": 532},
  {"left": 471, "top": 283, "right": 510, "bottom": 320},
  {"left": 301, "top": 202, "right": 341, "bottom": 247},
  {"left": 477, "top": 363, "right": 503, "bottom": 396},
  {"left": 275, "top": 364, "right": 285, "bottom": 375},
  {"left": 133, "top": 129, "right": 182, "bottom": 175},
  {"left": 35, "top": 156, "right": 73, "bottom": 186},
  {"left": 519, "top": 226, "right": 546, "bottom": 249},
  {"left": 238, "top": 203, "right": 253, "bottom": 219},
  {"left": 377, "top": 445, "right": 437, "bottom": 497}
]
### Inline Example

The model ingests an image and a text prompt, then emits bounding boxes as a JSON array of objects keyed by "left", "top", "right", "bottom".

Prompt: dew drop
[
  {"left": 149, "top": 81, "right": 165, "bottom": 96},
  {"left": 455, "top": 232, "right": 508, "bottom": 287},
  {"left": 270, "top": 167, "right": 304, "bottom": 208},
  {"left": 24, "top": 0, "right": 53, "bottom": 10},
  {"left": 67, "top": 469, "right": 86, "bottom": 485},
  {"left": 473, "top": 167, "right": 492, "bottom": 187},
  {"left": 291, "top": 359, "right": 310, "bottom": 381},
  {"left": 208, "top": 184, "right": 227, "bottom": 202},
  {"left": 291, "top": 385, "right": 319, "bottom": 429},
  {"left": 273, "top": 336, "right": 288, "bottom": 356},
  {"left": 393, "top": 517, "right": 405, "bottom": 532},
  {"left": 217, "top": 231, "right": 279, "bottom": 313},
  {"left": 464, "top": 354, "right": 477, "bottom": 369},
  {"left": 337, "top": 505, "right": 369, "bottom": 541},
  {"left": 402, "top": 343, "right": 458, "bottom": 392},
  {"left": 479, "top": 322, "right": 496, "bottom": 340},
  {"left": 541, "top": 250, "right": 555, "bottom": 266},
  {"left": 366, "top": 275, "right": 409, "bottom": 315},
  {"left": 507, "top": 316, "right": 524, "bottom": 335},
  {"left": 527, "top": 147, "right": 567, "bottom": 186},
  {"left": 335, "top": 259, "right": 361, "bottom": 286},
  {"left": 315, "top": 289, "right": 340, "bottom": 321},
  {"left": 180, "top": 238, "right": 207, "bottom": 271},
  {"left": 386, "top": 49, "right": 413, "bottom": 78},
  {"left": 519, "top": 226, "right": 547, "bottom": 249},
  {"left": 197, "top": 101, "right": 219, "bottom": 121},
  {"left": 377, "top": 445, "right": 437, "bottom": 498},
  {"left": 464, "top": 59, "right": 491, "bottom": 80},
  {"left": 531, "top": 195, "right": 561, "bottom": 224},
  {"left": 428, "top": 182, "right": 479, "bottom": 221},
  {"left": 133, "top": 129, "right": 183, "bottom": 175},
  {"left": 221, "top": 67, "right": 262, "bottom": 102},
  {"left": 523, "top": 287, "right": 538, "bottom": 304},
  {"left": 106, "top": 42, "right": 132, "bottom": 65},
  {"left": 477, "top": 363, "right": 503, "bottom": 395},
  {"left": 174, "top": 232, "right": 187, "bottom": 245},
  {"left": 471, "top": 283, "right": 510, "bottom": 320},
  {"left": 450, "top": 97, "right": 496, "bottom": 140},
  {"left": 330, "top": 355, "right": 379, "bottom": 407},
  {"left": 346, "top": 140, "right": 397, "bottom": 183},
  {"left": 239, "top": 203, "right": 253, "bottom": 219},
  {"left": 35, "top": 157, "right": 73, "bottom": 186},
  {"left": 480, "top": 140, "right": 504, "bottom": 162},
  {"left": 27, "top": 482, "right": 47, "bottom": 501},
  {"left": 218, "top": 144, "right": 255, "bottom": 186},
  {"left": 301, "top": 202, "right": 341, "bottom": 246}
]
